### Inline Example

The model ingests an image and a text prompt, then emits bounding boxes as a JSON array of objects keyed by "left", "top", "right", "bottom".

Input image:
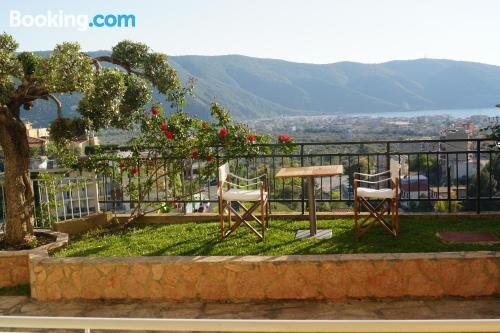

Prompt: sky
[{"left": 1, "top": 0, "right": 500, "bottom": 65}]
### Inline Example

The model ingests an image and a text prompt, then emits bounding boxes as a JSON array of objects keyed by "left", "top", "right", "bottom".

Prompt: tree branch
[
  {"left": 94, "top": 55, "right": 144, "bottom": 76},
  {"left": 46, "top": 93, "right": 62, "bottom": 119},
  {"left": 0, "top": 106, "right": 10, "bottom": 123},
  {"left": 91, "top": 57, "right": 102, "bottom": 74}
]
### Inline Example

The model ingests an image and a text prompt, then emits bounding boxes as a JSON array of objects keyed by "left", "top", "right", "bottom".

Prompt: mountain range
[{"left": 24, "top": 53, "right": 500, "bottom": 126}]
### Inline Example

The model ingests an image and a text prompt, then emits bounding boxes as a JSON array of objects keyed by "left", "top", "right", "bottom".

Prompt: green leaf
[
  {"left": 77, "top": 68, "right": 127, "bottom": 129},
  {"left": 38, "top": 42, "right": 94, "bottom": 93}
]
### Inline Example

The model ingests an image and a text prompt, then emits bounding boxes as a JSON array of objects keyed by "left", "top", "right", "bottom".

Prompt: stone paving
[{"left": 0, "top": 296, "right": 499, "bottom": 332}]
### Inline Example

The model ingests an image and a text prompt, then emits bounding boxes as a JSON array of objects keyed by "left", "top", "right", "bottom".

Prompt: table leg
[{"left": 306, "top": 176, "right": 317, "bottom": 236}]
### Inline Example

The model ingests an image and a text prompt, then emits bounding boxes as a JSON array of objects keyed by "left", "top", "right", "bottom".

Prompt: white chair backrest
[
  {"left": 390, "top": 160, "right": 401, "bottom": 182},
  {"left": 218, "top": 163, "right": 230, "bottom": 183}
]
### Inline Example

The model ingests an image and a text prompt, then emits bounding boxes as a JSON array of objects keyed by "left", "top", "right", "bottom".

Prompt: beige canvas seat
[
  {"left": 218, "top": 163, "right": 269, "bottom": 240},
  {"left": 354, "top": 160, "right": 401, "bottom": 240}
]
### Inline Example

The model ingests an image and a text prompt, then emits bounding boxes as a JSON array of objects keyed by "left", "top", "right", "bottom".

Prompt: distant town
[{"left": 249, "top": 114, "right": 499, "bottom": 143}]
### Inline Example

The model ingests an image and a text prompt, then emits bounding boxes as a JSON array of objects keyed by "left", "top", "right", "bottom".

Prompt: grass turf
[{"left": 53, "top": 217, "right": 500, "bottom": 257}]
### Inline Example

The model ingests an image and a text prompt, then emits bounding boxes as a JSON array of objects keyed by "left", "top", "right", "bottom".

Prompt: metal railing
[
  {"left": 0, "top": 316, "right": 499, "bottom": 332},
  {"left": 97, "top": 138, "right": 499, "bottom": 215},
  {"left": 1, "top": 138, "right": 499, "bottom": 229},
  {"left": 0, "top": 176, "right": 100, "bottom": 229}
]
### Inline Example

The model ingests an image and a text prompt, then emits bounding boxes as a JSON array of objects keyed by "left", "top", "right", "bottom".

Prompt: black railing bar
[
  {"left": 99, "top": 197, "right": 498, "bottom": 205},
  {"left": 95, "top": 150, "right": 497, "bottom": 163},
  {"left": 97, "top": 138, "right": 497, "bottom": 152}
]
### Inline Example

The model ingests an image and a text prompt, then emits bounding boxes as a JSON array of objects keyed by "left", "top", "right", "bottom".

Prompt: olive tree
[{"left": 0, "top": 33, "right": 188, "bottom": 245}]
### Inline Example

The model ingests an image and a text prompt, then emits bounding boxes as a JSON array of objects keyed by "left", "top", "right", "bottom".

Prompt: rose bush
[{"left": 81, "top": 101, "right": 296, "bottom": 224}]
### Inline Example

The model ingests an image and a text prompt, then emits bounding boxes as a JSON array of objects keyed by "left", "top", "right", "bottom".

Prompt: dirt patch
[{"left": 0, "top": 231, "right": 56, "bottom": 251}]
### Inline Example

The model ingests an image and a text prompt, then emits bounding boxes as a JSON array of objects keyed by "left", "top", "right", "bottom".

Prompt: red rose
[
  {"left": 248, "top": 134, "right": 255, "bottom": 142},
  {"left": 119, "top": 161, "right": 128, "bottom": 169},
  {"left": 278, "top": 134, "right": 291, "bottom": 142},
  {"left": 165, "top": 131, "right": 174, "bottom": 139},
  {"left": 151, "top": 107, "right": 160, "bottom": 116},
  {"left": 160, "top": 122, "right": 167, "bottom": 131},
  {"left": 131, "top": 166, "right": 139, "bottom": 174},
  {"left": 219, "top": 127, "right": 228, "bottom": 137},
  {"left": 205, "top": 155, "right": 213, "bottom": 162},
  {"left": 201, "top": 121, "right": 208, "bottom": 129},
  {"left": 172, "top": 200, "right": 179, "bottom": 208},
  {"left": 191, "top": 151, "right": 200, "bottom": 159}
]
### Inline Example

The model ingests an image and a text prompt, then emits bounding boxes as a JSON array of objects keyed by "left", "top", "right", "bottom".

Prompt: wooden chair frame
[
  {"left": 218, "top": 164, "right": 269, "bottom": 240},
  {"left": 353, "top": 165, "right": 400, "bottom": 240}
]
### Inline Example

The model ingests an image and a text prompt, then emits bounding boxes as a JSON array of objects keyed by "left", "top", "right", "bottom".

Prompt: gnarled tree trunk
[{"left": 0, "top": 111, "right": 34, "bottom": 245}]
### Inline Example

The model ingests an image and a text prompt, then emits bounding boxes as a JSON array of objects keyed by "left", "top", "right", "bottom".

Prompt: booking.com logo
[{"left": 9, "top": 10, "right": 136, "bottom": 31}]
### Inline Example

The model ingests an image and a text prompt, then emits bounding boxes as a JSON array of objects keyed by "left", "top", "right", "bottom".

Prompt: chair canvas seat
[
  {"left": 357, "top": 187, "right": 394, "bottom": 199},
  {"left": 219, "top": 189, "right": 268, "bottom": 201}
]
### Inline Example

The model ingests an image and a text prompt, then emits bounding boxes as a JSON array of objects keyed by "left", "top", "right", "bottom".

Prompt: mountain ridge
[{"left": 22, "top": 53, "right": 500, "bottom": 126}]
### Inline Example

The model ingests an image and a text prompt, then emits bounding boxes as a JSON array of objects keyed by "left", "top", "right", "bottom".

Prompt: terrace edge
[{"left": 29, "top": 250, "right": 500, "bottom": 301}]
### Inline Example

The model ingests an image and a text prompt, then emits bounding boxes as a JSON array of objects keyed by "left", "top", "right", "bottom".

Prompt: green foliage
[
  {"left": 17, "top": 51, "right": 40, "bottom": 77},
  {"left": 0, "top": 32, "right": 18, "bottom": 52},
  {"left": 83, "top": 100, "right": 294, "bottom": 220},
  {"left": 0, "top": 33, "right": 22, "bottom": 104},
  {"left": 111, "top": 40, "right": 149, "bottom": 69},
  {"left": 144, "top": 52, "right": 183, "bottom": 102},
  {"left": 49, "top": 117, "right": 87, "bottom": 142},
  {"left": 434, "top": 200, "right": 462, "bottom": 213},
  {"left": 111, "top": 40, "right": 187, "bottom": 106},
  {"left": 23, "top": 234, "right": 38, "bottom": 248},
  {"left": 46, "top": 141, "right": 80, "bottom": 169},
  {"left": 409, "top": 154, "right": 439, "bottom": 184},
  {"left": 118, "top": 75, "right": 152, "bottom": 127},
  {"left": 77, "top": 68, "right": 127, "bottom": 129},
  {"left": 483, "top": 122, "right": 500, "bottom": 141},
  {"left": 38, "top": 42, "right": 94, "bottom": 93}
]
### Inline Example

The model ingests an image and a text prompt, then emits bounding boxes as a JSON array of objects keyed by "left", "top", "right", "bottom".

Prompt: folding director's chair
[
  {"left": 353, "top": 160, "right": 401, "bottom": 240},
  {"left": 218, "top": 163, "right": 269, "bottom": 240}
]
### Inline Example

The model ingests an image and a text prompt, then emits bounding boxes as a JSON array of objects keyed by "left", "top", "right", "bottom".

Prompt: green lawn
[{"left": 53, "top": 217, "right": 500, "bottom": 257}]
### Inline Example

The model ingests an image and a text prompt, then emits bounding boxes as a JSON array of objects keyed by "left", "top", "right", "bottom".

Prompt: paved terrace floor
[{"left": 0, "top": 296, "right": 499, "bottom": 332}]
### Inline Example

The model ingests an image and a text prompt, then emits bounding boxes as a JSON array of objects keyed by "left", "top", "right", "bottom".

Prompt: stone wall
[
  {"left": 52, "top": 212, "right": 113, "bottom": 235},
  {"left": 0, "top": 254, "right": 29, "bottom": 288},
  {"left": 30, "top": 251, "right": 500, "bottom": 301},
  {"left": 0, "top": 230, "right": 68, "bottom": 289}
]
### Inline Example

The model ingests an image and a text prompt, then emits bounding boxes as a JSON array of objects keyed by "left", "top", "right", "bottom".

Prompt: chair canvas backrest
[
  {"left": 218, "top": 163, "right": 230, "bottom": 183},
  {"left": 390, "top": 160, "right": 401, "bottom": 182}
]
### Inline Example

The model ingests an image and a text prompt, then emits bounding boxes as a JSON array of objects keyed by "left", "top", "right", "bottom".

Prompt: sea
[{"left": 353, "top": 108, "right": 499, "bottom": 118}]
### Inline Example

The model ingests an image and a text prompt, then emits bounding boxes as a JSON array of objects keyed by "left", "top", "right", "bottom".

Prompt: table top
[{"left": 275, "top": 165, "right": 344, "bottom": 178}]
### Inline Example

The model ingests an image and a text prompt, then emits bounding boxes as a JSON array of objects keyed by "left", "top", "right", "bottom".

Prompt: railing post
[
  {"left": 386, "top": 142, "right": 391, "bottom": 188},
  {"left": 447, "top": 166, "right": 451, "bottom": 213},
  {"left": 300, "top": 144, "right": 305, "bottom": 215},
  {"left": 476, "top": 139, "right": 481, "bottom": 214},
  {"left": 216, "top": 154, "right": 221, "bottom": 215},
  {"left": 93, "top": 173, "right": 100, "bottom": 213},
  {"left": 386, "top": 142, "right": 391, "bottom": 170}
]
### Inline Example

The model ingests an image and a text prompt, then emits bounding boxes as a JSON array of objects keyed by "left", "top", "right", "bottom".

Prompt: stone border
[
  {"left": 52, "top": 212, "right": 113, "bottom": 235},
  {"left": 0, "top": 230, "right": 68, "bottom": 288},
  {"left": 0, "top": 229, "right": 68, "bottom": 257},
  {"left": 29, "top": 251, "right": 500, "bottom": 301}
]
